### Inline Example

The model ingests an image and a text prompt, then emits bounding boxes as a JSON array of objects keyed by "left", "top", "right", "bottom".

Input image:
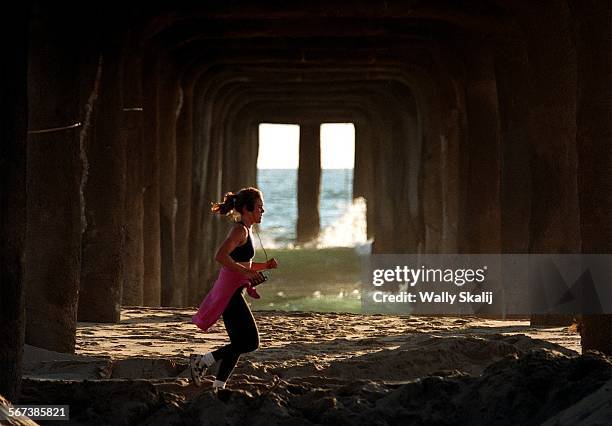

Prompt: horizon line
[{"left": 257, "top": 167, "right": 354, "bottom": 170}]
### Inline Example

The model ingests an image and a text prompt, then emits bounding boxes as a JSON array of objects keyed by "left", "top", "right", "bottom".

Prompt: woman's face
[
  {"left": 242, "top": 197, "right": 265, "bottom": 224},
  {"left": 252, "top": 197, "right": 265, "bottom": 224}
]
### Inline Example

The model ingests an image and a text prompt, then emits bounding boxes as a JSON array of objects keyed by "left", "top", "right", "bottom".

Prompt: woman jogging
[{"left": 190, "top": 187, "right": 278, "bottom": 392}]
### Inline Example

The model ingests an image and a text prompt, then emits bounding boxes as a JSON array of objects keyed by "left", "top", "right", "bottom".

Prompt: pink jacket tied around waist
[{"left": 192, "top": 266, "right": 260, "bottom": 332}]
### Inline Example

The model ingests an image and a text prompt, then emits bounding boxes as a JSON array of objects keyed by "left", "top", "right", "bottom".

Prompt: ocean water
[
  {"left": 254, "top": 168, "right": 368, "bottom": 312},
  {"left": 256, "top": 168, "right": 367, "bottom": 248}
]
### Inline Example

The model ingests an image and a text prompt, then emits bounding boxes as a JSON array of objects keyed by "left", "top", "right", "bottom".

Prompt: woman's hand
[
  {"left": 243, "top": 269, "right": 261, "bottom": 281},
  {"left": 266, "top": 258, "right": 279, "bottom": 269},
  {"left": 244, "top": 269, "right": 266, "bottom": 286}
]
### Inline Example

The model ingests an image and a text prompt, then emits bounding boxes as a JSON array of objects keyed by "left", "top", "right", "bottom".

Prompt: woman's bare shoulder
[{"left": 227, "top": 222, "right": 248, "bottom": 241}]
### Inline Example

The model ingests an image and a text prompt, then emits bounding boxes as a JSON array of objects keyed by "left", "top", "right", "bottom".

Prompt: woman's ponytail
[{"left": 211, "top": 192, "right": 237, "bottom": 215}]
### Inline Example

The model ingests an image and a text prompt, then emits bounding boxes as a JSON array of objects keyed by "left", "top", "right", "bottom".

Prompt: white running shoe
[{"left": 189, "top": 354, "right": 206, "bottom": 387}]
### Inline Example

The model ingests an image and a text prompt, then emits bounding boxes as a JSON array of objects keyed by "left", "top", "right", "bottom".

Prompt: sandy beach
[
  {"left": 13, "top": 307, "right": 612, "bottom": 425},
  {"left": 70, "top": 307, "right": 582, "bottom": 377}
]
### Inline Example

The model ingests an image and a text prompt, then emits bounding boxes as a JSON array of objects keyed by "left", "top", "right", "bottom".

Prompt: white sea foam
[{"left": 315, "top": 197, "right": 369, "bottom": 248}]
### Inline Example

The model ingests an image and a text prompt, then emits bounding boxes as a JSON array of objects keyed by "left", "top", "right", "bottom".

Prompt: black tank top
[{"left": 229, "top": 224, "right": 254, "bottom": 262}]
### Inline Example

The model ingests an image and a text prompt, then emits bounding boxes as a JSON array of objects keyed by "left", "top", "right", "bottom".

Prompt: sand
[
  {"left": 73, "top": 307, "right": 581, "bottom": 371},
  {"left": 13, "top": 307, "right": 612, "bottom": 425}
]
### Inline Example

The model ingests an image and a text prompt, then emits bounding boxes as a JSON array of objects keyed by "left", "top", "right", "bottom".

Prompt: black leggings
[{"left": 211, "top": 288, "right": 259, "bottom": 382}]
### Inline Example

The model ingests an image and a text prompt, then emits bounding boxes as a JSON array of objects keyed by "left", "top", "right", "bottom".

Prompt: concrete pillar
[
  {"left": 460, "top": 42, "right": 502, "bottom": 253},
  {"left": 247, "top": 123, "right": 260, "bottom": 186},
  {"left": 371, "top": 108, "right": 397, "bottom": 254},
  {"left": 518, "top": 2, "right": 580, "bottom": 326},
  {"left": 0, "top": 5, "right": 27, "bottom": 400},
  {"left": 175, "top": 83, "right": 193, "bottom": 307},
  {"left": 188, "top": 79, "right": 207, "bottom": 306},
  {"left": 297, "top": 122, "right": 321, "bottom": 243},
  {"left": 364, "top": 113, "right": 387, "bottom": 249},
  {"left": 198, "top": 97, "right": 226, "bottom": 298},
  {"left": 189, "top": 77, "right": 223, "bottom": 304},
  {"left": 353, "top": 121, "right": 375, "bottom": 239},
  {"left": 418, "top": 66, "right": 461, "bottom": 255},
  {"left": 353, "top": 122, "right": 371, "bottom": 200},
  {"left": 225, "top": 119, "right": 258, "bottom": 190},
  {"left": 440, "top": 104, "right": 460, "bottom": 253},
  {"left": 390, "top": 113, "right": 421, "bottom": 253},
  {"left": 574, "top": 0, "right": 612, "bottom": 354},
  {"left": 78, "top": 39, "right": 127, "bottom": 323},
  {"left": 522, "top": 2, "right": 580, "bottom": 254},
  {"left": 220, "top": 119, "right": 242, "bottom": 192},
  {"left": 422, "top": 106, "right": 444, "bottom": 254},
  {"left": 211, "top": 97, "right": 229, "bottom": 267},
  {"left": 417, "top": 73, "right": 448, "bottom": 254},
  {"left": 25, "top": 13, "right": 83, "bottom": 351},
  {"left": 371, "top": 85, "right": 422, "bottom": 254},
  {"left": 121, "top": 45, "right": 145, "bottom": 306},
  {"left": 158, "top": 66, "right": 179, "bottom": 307},
  {"left": 495, "top": 41, "right": 532, "bottom": 254},
  {"left": 448, "top": 44, "right": 504, "bottom": 316},
  {"left": 142, "top": 56, "right": 162, "bottom": 306}
]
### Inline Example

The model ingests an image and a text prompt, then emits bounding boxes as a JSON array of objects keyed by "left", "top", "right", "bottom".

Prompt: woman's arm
[{"left": 214, "top": 225, "right": 260, "bottom": 280}]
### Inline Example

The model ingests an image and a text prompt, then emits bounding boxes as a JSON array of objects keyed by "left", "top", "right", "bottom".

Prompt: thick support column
[
  {"left": 418, "top": 73, "right": 450, "bottom": 255},
  {"left": 522, "top": 3, "right": 580, "bottom": 254},
  {"left": 391, "top": 103, "right": 422, "bottom": 253},
  {"left": 121, "top": 46, "right": 145, "bottom": 306},
  {"left": 518, "top": 2, "right": 580, "bottom": 326},
  {"left": 158, "top": 68, "right": 179, "bottom": 307},
  {"left": 78, "top": 42, "right": 126, "bottom": 323},
  {"left": 225, "top": 120, "right": 258, "bottom": 190},
  {"left": 493, "top": 42, "right": 533, "bottom": 319},
  {"left": 422, "top": 108, "right": 444, "bottom": 253},
  {"left": 25, "top": 13, "right": 83, "bottom": 351},
  {"left": 142, "top": 57, "right": 161, "bottom": 306},
  {"left": 0, "top": 6, "right": 27, "bottom": 400},
  {"left": 175, "top": 85, "right": 193, "bottom": 307},
  {"left": 440, "top": 105, "right": 460, "bottom": 253},
  {"left": 190, "top": 80, "right": 224, "bottom": 304},
  {"left": 495, "top": 41, "right": 532, "bottom": 254},
  {"left": 210, "top": 121, "right": 226, "bottom": 280},
  {"left": 575, "top": 0, "right": 612, "bottom": 354},
  {"left": 188, "top": 79, "right": 208, "bottom": 306},
  {"left": 371, "top": 111, "right": 398, "bottom": 254},
  {"left": 222, "top": 119, "right": 251, "bottom": 191},
  {"left": 296, "top": 122, "right": 321, "bottom": 244},
  {"left": 201, "top": 112, "right": 225, "bottom": 297},
  {"left": 460, "top": 43, "right": 502, "bottom": 253},
  {"left": 372, "top": 87, "right": 422, "bottom": 254},
  {"left": 247, "top": 123, "right": 259, "bottom": 186},
  {"left": 353, "top": 122, "right": 375, "bottom": 239},
  {"left": 421, "top": 69, "right": 460, "bottom": 254}
]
